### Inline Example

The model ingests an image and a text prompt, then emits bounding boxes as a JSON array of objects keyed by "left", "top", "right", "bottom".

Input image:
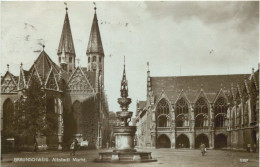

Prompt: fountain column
[{"left": 94, "top": 58, "right": 157, "bottom": 162}]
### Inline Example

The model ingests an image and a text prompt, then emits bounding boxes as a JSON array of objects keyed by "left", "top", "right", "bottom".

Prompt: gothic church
[{"left": 1, "top": 7, "right": 109, "bottom": 150}]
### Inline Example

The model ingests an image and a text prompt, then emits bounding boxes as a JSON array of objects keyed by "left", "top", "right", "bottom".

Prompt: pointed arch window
[
  {"left": 93, "top": 56, "right": 96, "bottom": 62},
  {"left": 176, "top": 98, "right": 188, "bottom": 116},
  {"left": 214, "top": 97, "right": 228, "bottom": 114},
  {"left": 215, "top": 115, "right": 225, "bottom": 127},
  {"left": 3, "top": 99, "right": 14, "bottom": 137},
  {"left": 99, "top": 57, "right": 102, "bottom": 63},
  {"left": 157, "top": 99, "right": 169, "bottom": 115},
  {"left": 157, "top": 99, "right": 170, "bottom": 127},
  {"left": 194, "top": 97, "right": 208, "bottom": 116}
]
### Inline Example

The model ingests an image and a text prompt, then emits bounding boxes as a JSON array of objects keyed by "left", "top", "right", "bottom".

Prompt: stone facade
[
  {"left": 1, "top": 7, "right": 109, "bottom": 150},
  {"left": 135, "top": 67, "right": 259, "bottom": 151}
]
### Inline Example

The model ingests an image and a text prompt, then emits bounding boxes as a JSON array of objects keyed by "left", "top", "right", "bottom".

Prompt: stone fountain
[{"left": 94, "top": 59, "right": 157, "bottom": 163}]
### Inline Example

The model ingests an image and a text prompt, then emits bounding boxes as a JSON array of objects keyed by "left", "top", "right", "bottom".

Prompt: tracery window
[
  {"left": 158, "top": 115, "right": 169, "bottom": 127},
  {"left": 195, "top": 114, "right": 205, "bottom": 127},
  {"left": 176, "top": 115, "right": 185, "bottom": 127},
  {"left": 157, "top": 99, "right": 170, "bottom": 127},
  {"left": 176, "top": 98, "right": 188, "bottom": 116},
  {"left": 214, "top": 97, "right": 227, "bottom": 114},
  {"left": 157, "top": 99, "right": 169, "bottom": 115},
  {"left": 194, "top": 97, "right": 208, "bottom": 116},
  {"left": 215, "top": 115, "right": 225, "bottom": 127}
]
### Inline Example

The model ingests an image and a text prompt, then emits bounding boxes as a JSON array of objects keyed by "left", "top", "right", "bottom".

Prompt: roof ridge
[{"left": 151, "top": 73, "right": 251, "bottom": 78}]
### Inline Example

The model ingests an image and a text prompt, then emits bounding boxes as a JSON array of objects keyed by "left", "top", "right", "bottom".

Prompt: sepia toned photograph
[{"left": 1, "top": 1, "right": 259, "bottom": 167}]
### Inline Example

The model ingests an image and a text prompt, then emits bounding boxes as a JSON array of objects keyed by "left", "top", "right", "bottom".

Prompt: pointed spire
[
  {"left": 120, "top": 56, "right": 128, "bottom": 98},
  {"left": 57, "top": 6, "right": 75, "bottom": 56},
  {"left": 86, "top": 7, "right": 104, "bottom": 55}
]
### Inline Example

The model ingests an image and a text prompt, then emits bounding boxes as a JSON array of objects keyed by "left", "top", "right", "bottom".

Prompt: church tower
[
  {"left": 57, "top": 6, "right": 76, "bottom": 73},
  {"left": 86, "top": 7, "right": 105, "bottom": 84}
]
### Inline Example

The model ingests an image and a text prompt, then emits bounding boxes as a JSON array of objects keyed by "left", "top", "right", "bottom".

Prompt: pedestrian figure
[
  {"left": 200, "top": 143, "right": 206, "bottom": 156},
  {"left": 253, "top": 144, "right": 257, "bottom": 153},
  {"left": 70, "top": 140, "right": 75, "bottom": 156},
  {"left": 33, "top": 139, "right": 38, "bottom": 153},
  {"left": 247, "top": 143, "right": 251, "bottom": 153},
  {"left": 74, "top": 138, "right": 78, "bottom": 150}
]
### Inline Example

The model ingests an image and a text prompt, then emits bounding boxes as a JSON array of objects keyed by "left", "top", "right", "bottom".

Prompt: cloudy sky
[{"left": 1, "top": 1, "right": 259, "bottom": 115}]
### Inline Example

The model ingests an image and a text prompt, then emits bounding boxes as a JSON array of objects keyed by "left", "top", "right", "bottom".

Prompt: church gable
[
  {"left": 45, "top": 69, "right": 59, "bottom": 91},
  {"left": 1, "top": 72, "right": 17, "bottom": 93},
  {"left": 27, "top": 65, "right": 42, "bottom": 87},
  {"left": 67, "top": 67, "right": 95, "bottom": 93}
]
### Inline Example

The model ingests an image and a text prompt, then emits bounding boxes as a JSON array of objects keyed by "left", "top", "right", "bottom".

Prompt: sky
[{"left": 1, "top": 1, "right": 259, "bottom": 115}]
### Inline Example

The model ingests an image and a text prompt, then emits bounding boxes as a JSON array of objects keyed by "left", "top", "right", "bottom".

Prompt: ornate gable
[
  {"left": 174, "top": 90, "right": 191, "bottom": 105},
  {"left": 27, "top": 65, "right": 42, "bottom": 87},
  {"left": 193, "top": 89, "right": 210, "bottom": 104},
  {"left": 67, "top": 67, "right": 95, "bottom": 93},
  {"left": 45, "top": 69, "right": 59, "bottom": 91},
  {"left": 213, "top": 88, "right": 228, "bottom": 104},
  {"left": 1, "top": 72, "right": 17, "bottom": 93}
]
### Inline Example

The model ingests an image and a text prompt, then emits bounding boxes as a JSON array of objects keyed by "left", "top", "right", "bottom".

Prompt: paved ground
[{"left": 1, "top": 148, "right": 259, "bottom": 167}]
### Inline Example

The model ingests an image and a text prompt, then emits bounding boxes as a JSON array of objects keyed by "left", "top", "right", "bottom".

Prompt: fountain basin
[
  {"left": 113, "top": 126, "right": 136, "bottom": 151},
  {"left": 94, "top": 151, "right": 157, "bottom": 163}
]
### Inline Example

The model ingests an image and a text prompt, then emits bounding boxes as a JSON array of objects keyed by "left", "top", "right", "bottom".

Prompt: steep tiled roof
[
  {"left": 23, "top": 70, "right": 30, "bottom": 83},
  {"left": 1, "top": 71, "right": 18, "bottom": 86},
  {"left": 29, "top": 51, "right": 61, "bottom": 83},
  {"left": 57, "top": 10, "right": 76, "bottom": 55},
  {"left": 86, "top": 10, "right": 104, "bottom": 55},
  {"left": 151, "top": 74, "right": 250, "bottom": 103}
]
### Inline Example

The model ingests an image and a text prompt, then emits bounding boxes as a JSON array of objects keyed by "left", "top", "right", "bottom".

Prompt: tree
[{"left": 14, "top": 76, "right": 58, "bottom": 146}]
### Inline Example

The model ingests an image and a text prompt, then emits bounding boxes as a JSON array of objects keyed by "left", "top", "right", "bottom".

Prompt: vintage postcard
[{"left": 1, "top": 1, "right": 259, "bottom": 167}]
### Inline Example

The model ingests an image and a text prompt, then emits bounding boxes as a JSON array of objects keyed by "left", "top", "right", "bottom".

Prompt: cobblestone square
[{"left": 1, "top": 149, "right": 259, "bottom": 167}]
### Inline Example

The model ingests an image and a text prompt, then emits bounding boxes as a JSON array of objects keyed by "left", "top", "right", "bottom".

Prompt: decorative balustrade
[
  {"left": 195, "top": 127, "right": 209, "bottom": 132},
  {"left": 215, "top": 127, "right": 227, "bottom": 131},
  {"left": 176, "top": 127, "right": 190, "bottom": 132},
  {"left": 157, "top": 127, "right": 171, "bottom": 132}
]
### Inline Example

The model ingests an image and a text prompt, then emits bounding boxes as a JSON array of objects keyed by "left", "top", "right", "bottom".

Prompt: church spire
[
  {"left": 86, "top": 7, "right": 104, "bottom": 55},
  {"left": 86, "top": 7, "right": 105, "bottom": 88},
  {"left": 57, "top": 5, "right": 76, "bottom": 72},
  {"left": 120, "top": 56, "right": 128, "bottom": 98}
]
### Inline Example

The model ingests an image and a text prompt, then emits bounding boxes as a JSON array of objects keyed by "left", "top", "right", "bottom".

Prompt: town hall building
[
  {"left": 136, "top": 66, "right": 259, "bottom": 151},
  {"left": 1, "top": 7, "right": 109, "bottom": 150}
]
